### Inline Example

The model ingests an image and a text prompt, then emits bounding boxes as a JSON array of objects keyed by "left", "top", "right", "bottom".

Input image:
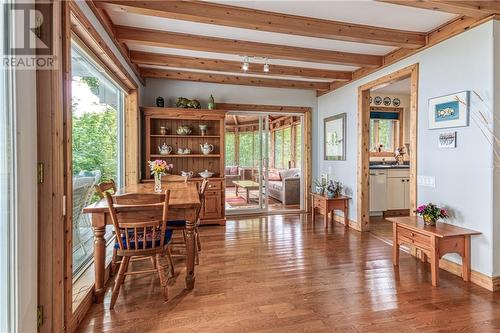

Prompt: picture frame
[
  {"left": 428, "top": 91, "right": 469, "bottom": 129},
  {"left": 438, "top": 131, "right": 457, "bottom": 149},
  {"left": 324, "top": 113, "right": 346, "bottom": 161}
]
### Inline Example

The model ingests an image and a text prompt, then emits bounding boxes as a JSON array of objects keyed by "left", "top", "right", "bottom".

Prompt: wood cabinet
[
  {"left": 141, "top": 107, "right": 227, "bottom": 225},
  {"left": 386, "top": 169, "right": 410, "bottom": 210}
]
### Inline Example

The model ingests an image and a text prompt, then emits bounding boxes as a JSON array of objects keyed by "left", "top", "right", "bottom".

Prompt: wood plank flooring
[{"left": 76, "top": 214, "right": 500, "bottom": 332}]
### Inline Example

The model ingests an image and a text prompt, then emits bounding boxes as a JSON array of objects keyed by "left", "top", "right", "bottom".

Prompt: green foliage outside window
[
  {"left": 225, "top": 132, "right": 236, "bottom": 165},
  {"left": 295, "top": 124, "right": 302, "bottom": 167},
  {"left": 274, "top": 129, "right": 283, "bottom": 169},
  {"left": 239, "top": 132, "right": 255, "bottom": 167}
]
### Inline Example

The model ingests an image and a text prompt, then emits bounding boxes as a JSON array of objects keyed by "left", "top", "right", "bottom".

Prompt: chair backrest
[
  {"left": 95, "top": 179, "right": 117, "bottom": 199},
  {"left": 73, "top": 176, "right": 96, "bottom": 225},
  {"left": 105, "top": 191, "right": 171, "bottom": 254}
]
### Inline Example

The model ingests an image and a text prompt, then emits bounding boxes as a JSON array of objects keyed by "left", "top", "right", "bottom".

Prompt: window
[
  {"left": 239, "top": 132, "right": 255, "bottom": 167},
  {"left": 71, "top": 42, "right": 125, "bottom": 275},
  {"left": 274, "top": 129, "right": 283, "bottom": 168},
  {"left": 295, "top": 124, "right": 302, "bottom": 167},
  {"left": 225, "top": 132, "right": 235, "bottom": 165},
  {"left": 370, "top": 110, "right": 401, "bottom": 154}
]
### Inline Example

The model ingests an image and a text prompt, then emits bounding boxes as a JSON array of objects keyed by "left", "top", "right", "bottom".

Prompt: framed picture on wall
[
  {"left": 428, "top": 91, "right": 470, "bottom": 129},
  {"left": 324, "top": 113, "right": 346, "bottom": 161}
]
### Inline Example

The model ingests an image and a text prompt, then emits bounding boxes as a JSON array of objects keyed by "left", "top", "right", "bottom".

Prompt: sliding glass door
[
  {"left": 225, "top": 113, "right": 270, "bottom": 214},
  {"left": 70, "top": 41, "right": 125, "bottom": 279}
]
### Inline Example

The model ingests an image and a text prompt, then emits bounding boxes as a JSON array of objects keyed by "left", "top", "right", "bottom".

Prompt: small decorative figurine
[
  {"left": 208, "top": 94, "right": 216, "bottom": 110},
  {"left": 159, "top": 126, "right": 167, "bottom": 135},
  {"left": 156, "top": 96, "right": 164, "bottom": 107},
  {"left": 199, "top": 124, "right": 208, "bottom": 136}
]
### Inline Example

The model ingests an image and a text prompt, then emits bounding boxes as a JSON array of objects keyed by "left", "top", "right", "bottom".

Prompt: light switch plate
[{"left": 417, "top": 175, "right": 436, "bottom": 188}]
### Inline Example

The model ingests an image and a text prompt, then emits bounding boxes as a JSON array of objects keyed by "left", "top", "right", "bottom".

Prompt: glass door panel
[{"left": 225, "top": 113, "right": 269, "bottom": 214}]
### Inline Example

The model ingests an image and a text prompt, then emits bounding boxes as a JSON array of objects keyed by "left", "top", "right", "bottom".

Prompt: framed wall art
[
  {"left": 324, "top": 113, "right": 346, "bottom": 161},
  {"left": 428, "top": 91, "right": 469, "bottom": 129}
]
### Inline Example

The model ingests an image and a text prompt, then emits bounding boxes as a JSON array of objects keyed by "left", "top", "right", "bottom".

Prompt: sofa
[
  {"left": 224, "top": 166, "right": 244, "bottom": 187},
  {"left": 267, "top": 168, "right": 301, "bottom": 205}
]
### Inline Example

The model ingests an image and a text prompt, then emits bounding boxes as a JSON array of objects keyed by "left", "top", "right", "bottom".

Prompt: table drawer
[
  {"left": 398, "top": 226, "right": 431, "bottom": 249},
  {"left": 314, "top": 198, "right": 326, "bottom": 210}
]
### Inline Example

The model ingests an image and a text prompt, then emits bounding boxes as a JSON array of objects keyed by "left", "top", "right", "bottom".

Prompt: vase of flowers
[
  {"left": 313, "top": 178, "right": 325, "bottom": 195},
  {"left": 415, "top": 203, "right": 449, "bottom": 226},
  {"left": 148, "top": 160, "right": 173, "bottom": 193},
  {"left": 326, "top": 180, "right": 343, "bottom": 198}
]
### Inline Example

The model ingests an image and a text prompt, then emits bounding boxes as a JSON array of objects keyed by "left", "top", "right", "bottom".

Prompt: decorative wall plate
[
  {"left": 369, "top": 96, "right": 373, "bottom": 104},
  {"left": 393, "top": 98, "right": 401, "bottom": 107},
  {"left": 373, "top": 96, "right": 382, "bottom": 105},
  {"left": 383, "top": 97, "right": 392, "bottom": 106}
]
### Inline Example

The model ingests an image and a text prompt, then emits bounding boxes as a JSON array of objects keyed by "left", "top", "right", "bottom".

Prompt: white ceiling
[
  {"left": 207, "top": 0, "right": 457, "bottom": 31},
  {"left": 103, "top": 1, "right": 460, "bottom": 87},
  {"left": 372, "top": 77, "right": 411, "bottom": 94}
]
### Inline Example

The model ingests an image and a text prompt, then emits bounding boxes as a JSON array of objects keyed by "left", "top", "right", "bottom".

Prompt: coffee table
[{"left": 233, "top": 180, "right": 260, "bottom": 203}]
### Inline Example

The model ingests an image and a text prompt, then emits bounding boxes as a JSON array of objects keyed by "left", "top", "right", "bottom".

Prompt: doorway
[
  {"left": 223, "top": 111, "right": 306, "bottom": 215},
  {"left": 357, "top": 64, "right": 419, "bottom": 232}
]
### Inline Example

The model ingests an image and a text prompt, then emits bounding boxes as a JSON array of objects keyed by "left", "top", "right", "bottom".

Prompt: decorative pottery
[
  {"left": 200, "top": 142, "right": 214, "bottom": 155},
  {"left": 159, "top": 126, "right": 167, "bottom": 135},
  {"left": 315, "top": 186, "right": 324, "bottom": 195},
  {"left": 175, "top": 97, "right": 201, "bottom": 109},
  {"left": 177, "top": 148, "right": 191, "bottom": 154},
  {"left": 158, "top": 143, "right": 172, "bottom": 155},
  {"left": 199, "top": 124, "right": 208, "bottom": 136},
  {"left": 199, "top": 170, "right": 214, "bottom": 178},
  {"left": 154, "top": 173, "right": 162, "bottom": 193},
  {"left": 423, "top": 215, "right": 437, "bottom": 226},
  {"left": 176, "top": 125, "right": 192, "bottom": 135},
  {"left": 156, "top": 96, "right": 164, "bottom": 107},
  {"left": 181, "top": 171, "right": 194, "bottom": 178},
  {"left": 326, "top": 190, "right": 335, "bottom": 198},
  {"left": 207, "top": 95, "right": 216, "bottom": 110}
]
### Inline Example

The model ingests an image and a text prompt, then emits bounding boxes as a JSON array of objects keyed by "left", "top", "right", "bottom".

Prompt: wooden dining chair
[
  {"left": 105, "top": 190, "right": 175, "bottom": 310},
  {"left": 168, "top": 179, "right": 208, "bottom": 265},
  {"left": 95, "top": 179, "right": 117, "bottom": 198}
]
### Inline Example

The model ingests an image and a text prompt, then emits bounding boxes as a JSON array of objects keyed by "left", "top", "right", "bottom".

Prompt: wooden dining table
[{"left": 83, "top": 181, "right": 201, "bottom": 303}]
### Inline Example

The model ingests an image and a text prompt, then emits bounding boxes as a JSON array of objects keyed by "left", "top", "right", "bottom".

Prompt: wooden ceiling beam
[
  {"left": 97, "top": 0, "right": 426, "bottom": 48},
  {"left": 140, "top": 68, "right": 330, "bottom": 91},
  {"left": 380, "top": 1, "right": 494, "bottom": 18},
  {"left": 115, "top": 26, "right": 383, "bottom": 67},
  {"left": 130, "top": 51, "right": 352, "bottom": 81},
  {"left": 320, "top": 14, "right": 492, "bottom": 95}
]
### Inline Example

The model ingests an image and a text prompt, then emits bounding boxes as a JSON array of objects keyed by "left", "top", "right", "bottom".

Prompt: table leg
[
  {"left": 463, "top": 235, "right": 471, "bottom": 282},
  {"left": 235, "top": 185, "right": 238, "bottom": 196},
  {"left": 324, "top": 209, "right": 328, "bottom": 229},
  {"left": 421, "top": 251, "right": 427, "bottom": 263},
  {"left": 392, "top": 223, "right": 399, "bottom": 266},
  {"left": 344, "top": 201, "right": 349, "bottom": 230},
  {"left": 185, "top": 217, "right": 197, "bottom": 290},
  {"left": 92, "top": 216, "right": 106, "bottom": 303},
  {"left": 311, "top": 200, "right": 315, "bottom": 223},
  {"left": 430, "top": 236, "right": 440, "bottom": 287},
  {"left": 246, "top": 188, "right": 250, "bottom": 204}
]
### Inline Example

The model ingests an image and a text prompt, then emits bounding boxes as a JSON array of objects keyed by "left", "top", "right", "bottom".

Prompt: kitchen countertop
[{"left": 369, "top": 164, "right": 410, "bottom": 169}]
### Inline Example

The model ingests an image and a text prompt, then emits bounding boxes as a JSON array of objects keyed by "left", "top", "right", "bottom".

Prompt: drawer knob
[{"left": 411, "top": 232, "right": 415, "bottom": 236}]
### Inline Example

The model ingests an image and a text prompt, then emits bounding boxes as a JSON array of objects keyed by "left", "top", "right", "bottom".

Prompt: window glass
[
  {"left": 295, "top": 124, "right": 302, "bottom": 167},
  {"left": 283, "top": 127, "right": 292, "bottom": 169},
  {"left": 225, "top": 132, "right": 235, "bottom": 166},
  {"left": 274, "top": 129, "right": 283, "bottom": 169},
  {"left": 71, "top": 42, "right": 124, "bottom": 275},
  {"left": 370, "top": 119, "right": 397, "bottom": 152},
  {"left": 239, "top": 132, "right": 254, "bottom": 167}
]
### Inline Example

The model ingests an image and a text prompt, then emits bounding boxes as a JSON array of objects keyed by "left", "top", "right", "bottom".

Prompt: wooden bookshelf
[{"left": 141, "top": 107, "right": 227, "bottom": 225}]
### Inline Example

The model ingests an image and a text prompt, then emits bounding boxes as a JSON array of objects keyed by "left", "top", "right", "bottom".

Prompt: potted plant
[
  {"left": 415, "top": 203, "right": 449, "bottom": 226},
  {"left": 326, "top": 180, "right": 343, "bottom": 198},
  {"left": 313, "top": 178, "right": 325, "bottom": 195},
  {"left": 148, "top": 160, "right": 173, "bottom": 193}
]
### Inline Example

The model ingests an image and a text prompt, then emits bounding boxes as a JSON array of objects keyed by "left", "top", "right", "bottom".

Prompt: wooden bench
[{"left": 387, "top": 216, "right": 481, "bottom": 287}]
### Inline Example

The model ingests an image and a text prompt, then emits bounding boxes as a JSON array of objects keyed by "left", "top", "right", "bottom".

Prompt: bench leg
[
  {"left": 430, "top": 236, "right": 439, "bottom": 287},
  {"left": 463, "top": 235, "right": 471, "bottom": 282}
]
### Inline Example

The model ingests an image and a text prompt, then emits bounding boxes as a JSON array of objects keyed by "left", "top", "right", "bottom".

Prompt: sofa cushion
[
  {"left": 279, "top": 168, "right": 300, "bottom": 180},
  {"left": 268, "top": 170, "right": 281, "bottom": 181},
  {"left": 230, "top": 166, "right": 239, "bottom": 175},
  {"left": 268, "top": 180, "right": 283, "bottom": 191}
]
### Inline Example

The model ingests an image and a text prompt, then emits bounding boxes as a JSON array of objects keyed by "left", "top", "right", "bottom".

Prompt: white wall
[
  {"left": 493, "top": 21, "right": 500, "bottom": 275},
  {"left": 318, "top": 22, "right": 495, "bottom": 276},
  {"left": 142, "top": 78, "right": 318, "bottom": 171}
]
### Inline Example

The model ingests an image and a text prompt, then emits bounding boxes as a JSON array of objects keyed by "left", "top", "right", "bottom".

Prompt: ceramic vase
[
  {"left": 154, "top": 173, "right": 162, "bottom": 193},
  {"left": 208, "top": 94, "right": 216, "bottom": 110},
  {"left": 156, "top": 96, "right": 165, "bottom": 107},
  {"left": 423, "top": 215, "right": 437, "bottom": 226}
]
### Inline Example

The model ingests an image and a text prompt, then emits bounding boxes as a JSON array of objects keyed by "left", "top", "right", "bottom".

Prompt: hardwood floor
[{"left": 77, "top": 214, "right": 500, "bottom": 332}]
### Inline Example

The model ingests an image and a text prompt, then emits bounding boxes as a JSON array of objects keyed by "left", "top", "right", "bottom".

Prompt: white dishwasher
[{"left": 369, "top": 169, "right": 387, "bottom": 214}]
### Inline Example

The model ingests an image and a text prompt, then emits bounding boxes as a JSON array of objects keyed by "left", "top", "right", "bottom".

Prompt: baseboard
[
  {"left": 332, "top": 213, "right": 361, "bottom": 231},
  {"left": 416, "top": 250, "right": 500, "bottom": 291}
]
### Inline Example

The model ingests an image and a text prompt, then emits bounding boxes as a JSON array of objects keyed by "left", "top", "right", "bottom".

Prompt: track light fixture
[
  {"left": 263, "top": 59, "right": 270, "bottom": 73},
  {"left": 242, "top": 56, "right": 249, "bottom": 72}
]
